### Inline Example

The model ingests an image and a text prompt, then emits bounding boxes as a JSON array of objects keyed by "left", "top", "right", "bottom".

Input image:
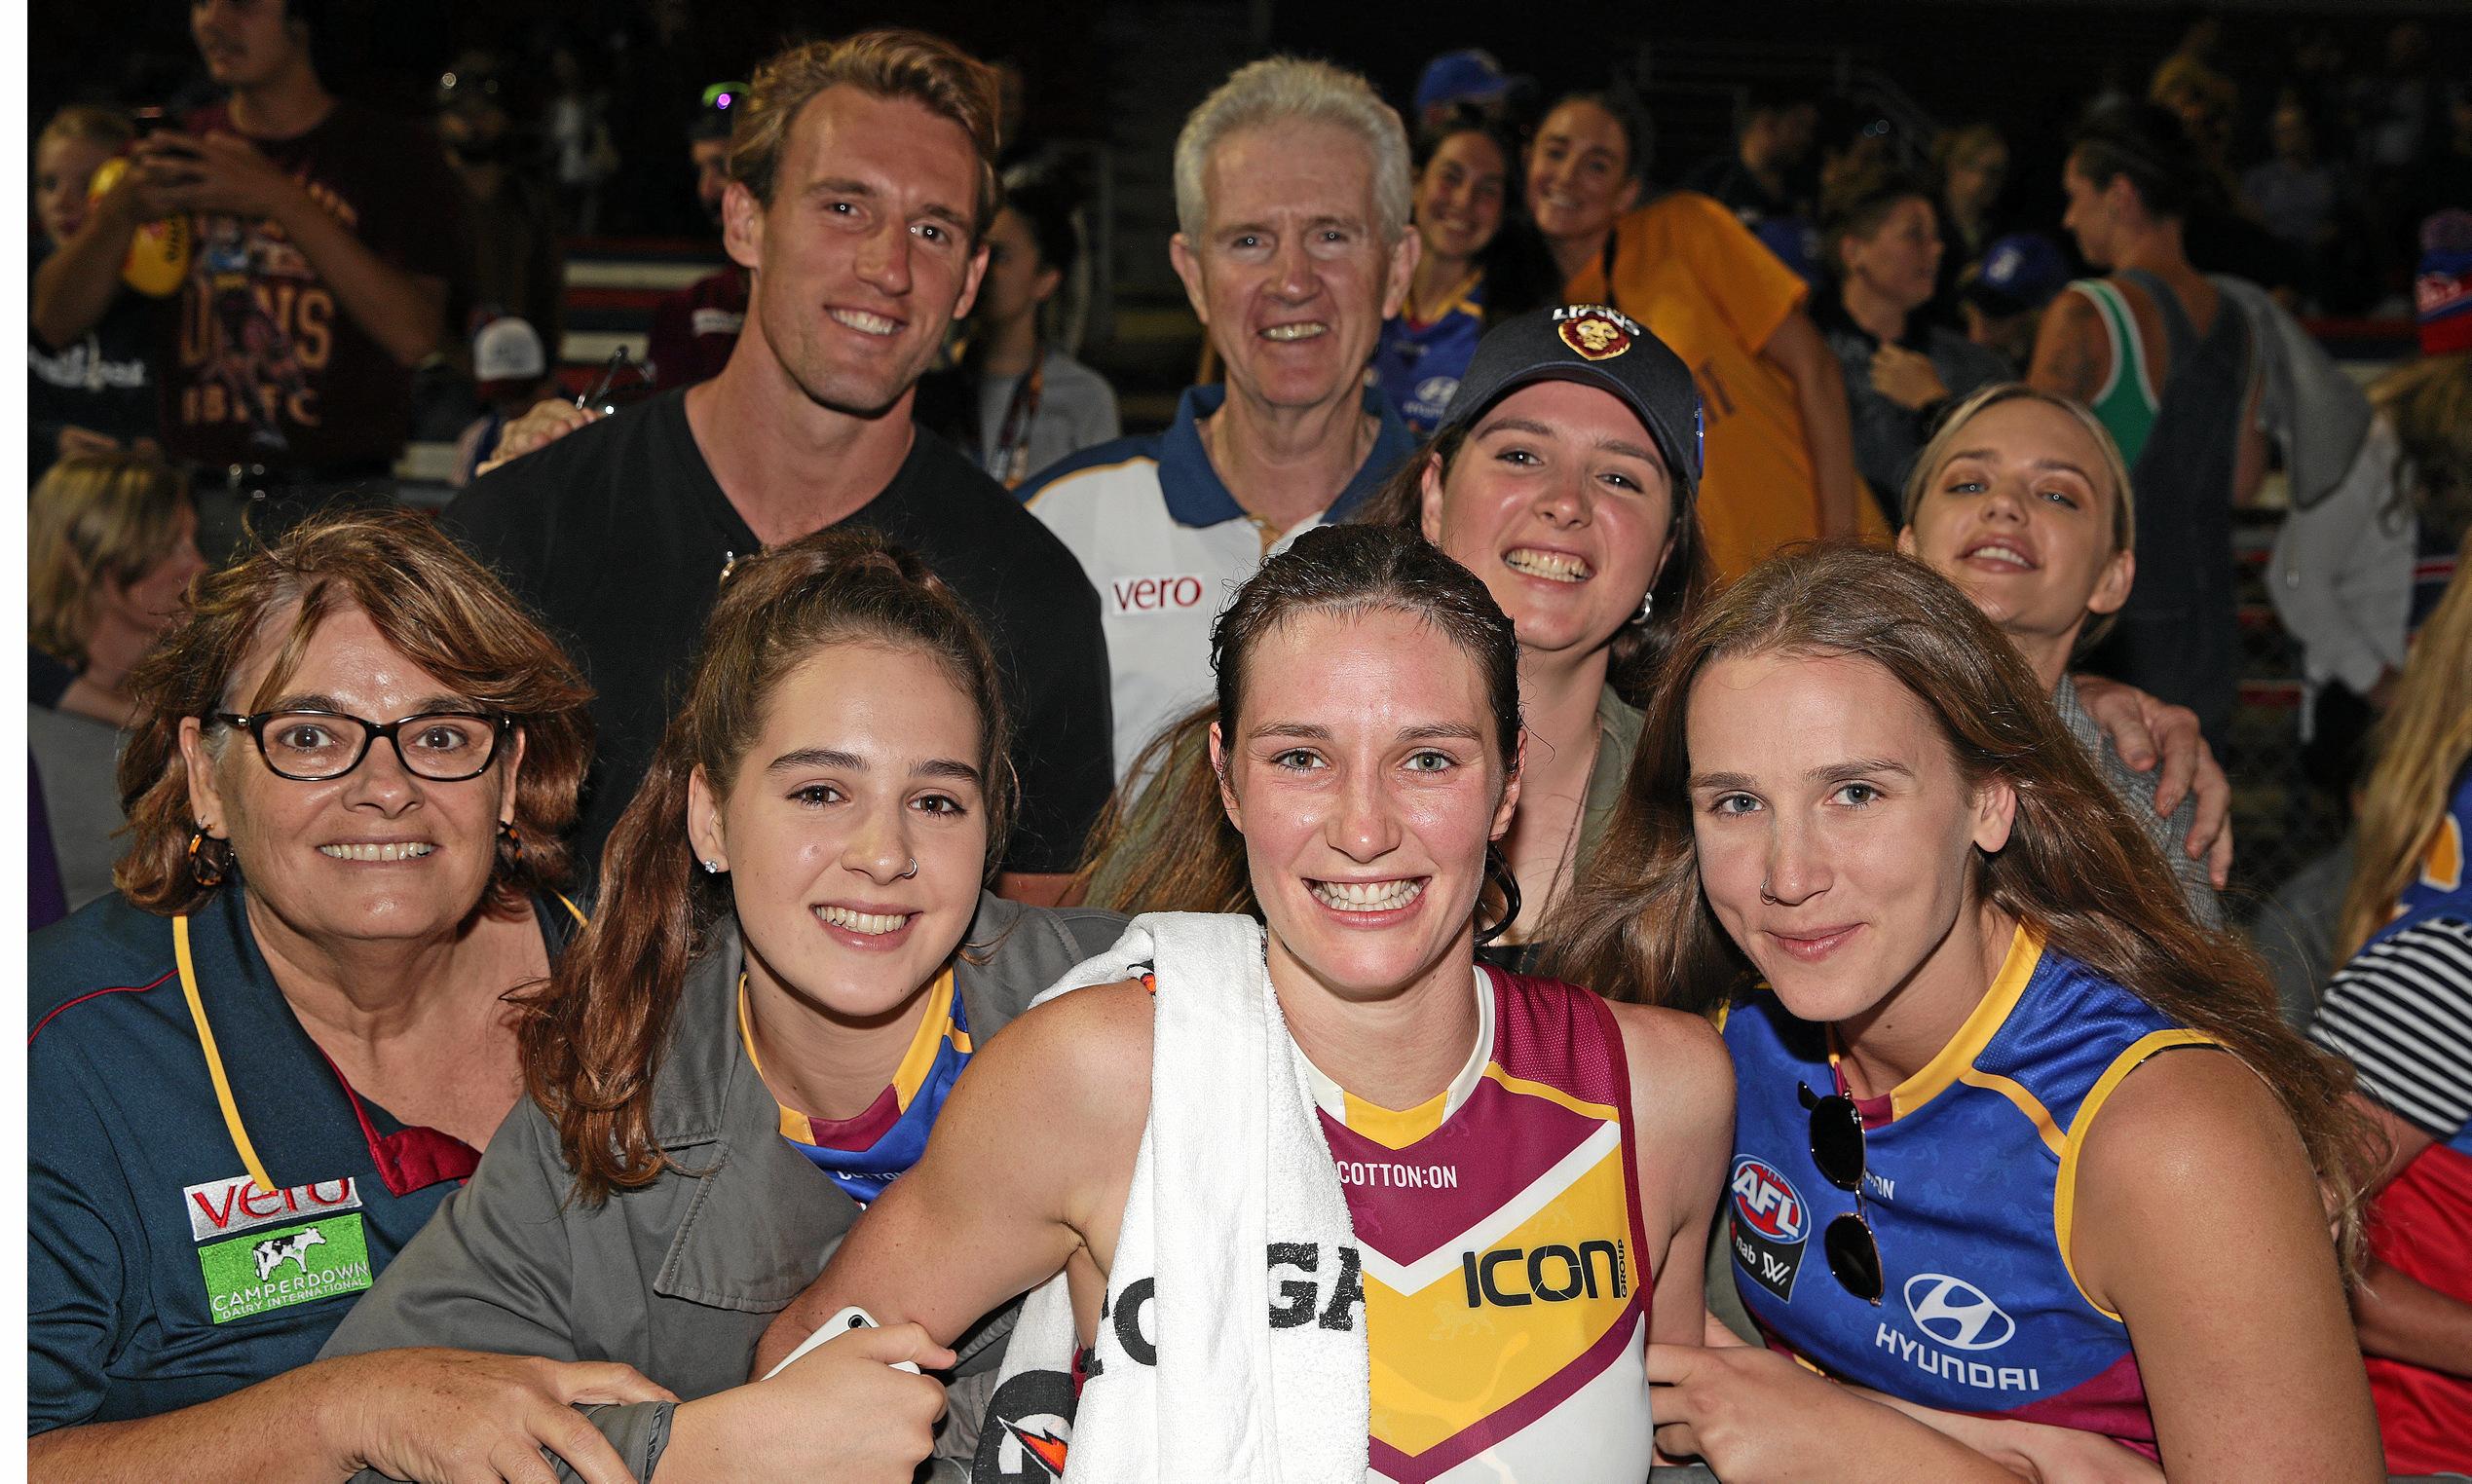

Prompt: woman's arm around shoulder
[
  {"left": 1605, "top": 1002, "right": 1734, "bottom": 1344},
  {"left": 753, "top": 980, "right": 1157, "bottom": 1374},
  {"left": 2071, "top": 1047, "right": 2383, "bottom": 1481}
]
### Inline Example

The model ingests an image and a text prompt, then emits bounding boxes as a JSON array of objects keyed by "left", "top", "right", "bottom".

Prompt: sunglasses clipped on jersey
[{"left": 1800, "top": 1080, "right": 1886, "bottom": 1305}]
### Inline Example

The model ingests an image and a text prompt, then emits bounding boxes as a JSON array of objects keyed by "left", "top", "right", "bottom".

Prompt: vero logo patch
[
  {"left": 198, "top": 1214, "right": 373, "bottom": 1323},
  {"left": 184, "top": 1172, "right": 362, "bottom": 1241}
]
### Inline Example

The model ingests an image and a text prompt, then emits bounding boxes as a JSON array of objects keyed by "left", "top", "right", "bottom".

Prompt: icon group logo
[{"left": 1903, "top": 1273, "right": 2016, "bottom": 1352}]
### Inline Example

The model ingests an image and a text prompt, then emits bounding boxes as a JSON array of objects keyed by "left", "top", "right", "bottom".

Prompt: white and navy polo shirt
[{"left": 1021, "top": 384, "right": 1418, "bottom": 777}]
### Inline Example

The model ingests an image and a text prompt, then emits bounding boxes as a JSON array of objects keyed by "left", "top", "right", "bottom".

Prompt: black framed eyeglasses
[
  {"left": 1801, "top": 1080, "right": 1884, "bottom": 1305},
  {"left": 213, "top": 710, "right": 512, "bottom": 783}
]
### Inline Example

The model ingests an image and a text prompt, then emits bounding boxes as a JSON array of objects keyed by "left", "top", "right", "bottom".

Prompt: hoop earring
[
  {"left": 187, "top": 826, "right": 226, "bottom": 889},
  {"left": 1637, "top": 589, "right": 1656, "bottom": 625},
  {"left": 1473, "top": 843, "right": 1522, "bottom": 946}
]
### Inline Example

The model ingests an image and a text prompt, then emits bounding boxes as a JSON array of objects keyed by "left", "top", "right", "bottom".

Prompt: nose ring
[
  {"left": 898, "top": 857, "right": 919, "bottom": 880},
  {"left": 1760, "top": 880, "right": 1781, "bottom": 905}
]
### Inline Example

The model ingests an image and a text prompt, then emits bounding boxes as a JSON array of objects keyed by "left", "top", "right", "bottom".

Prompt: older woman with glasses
[{"left": 29, "top": 510, "right": 674, "bottom": 1484}]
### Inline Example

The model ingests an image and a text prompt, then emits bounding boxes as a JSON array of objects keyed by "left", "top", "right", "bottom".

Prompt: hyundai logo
[{"left": 1903, "top": 1273, "right": 2016, "bottom": 1351}]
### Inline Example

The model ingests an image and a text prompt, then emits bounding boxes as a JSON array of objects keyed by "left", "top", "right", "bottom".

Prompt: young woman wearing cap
[
  {"left": 758, "top": 524, "right": 1733, "bottom": 1481},
  {"left": 1549, "top": 543, "right": 2382, "bottom": 1479},
  {"left": 1084, "top": 305, "right": 1708, "bottom": 974}
]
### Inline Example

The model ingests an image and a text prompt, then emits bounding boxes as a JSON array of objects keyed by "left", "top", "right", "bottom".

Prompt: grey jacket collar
[
  {"left": 637, "top": 891, "right": 1066, "bottom": 1323},
  {"left": 646, "top": 890, "right": 1043, "bottom": 1150}
]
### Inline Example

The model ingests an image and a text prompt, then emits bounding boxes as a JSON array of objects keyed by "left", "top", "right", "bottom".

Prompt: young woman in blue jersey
[
  {"left": 1552, "top": 543, "right": 2383, "bottom": 1478},
  {"left": 319, "top": 529, "right": 1126, "bottom": 1482},
  {"left": 1370, "top": 114, "right": 1555, "bottom": 435}
]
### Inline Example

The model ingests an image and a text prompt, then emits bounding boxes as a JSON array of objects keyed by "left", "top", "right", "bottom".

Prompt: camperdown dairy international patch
[{"left": 197, "top": 1213, "right": 374, "bottom": 1323}]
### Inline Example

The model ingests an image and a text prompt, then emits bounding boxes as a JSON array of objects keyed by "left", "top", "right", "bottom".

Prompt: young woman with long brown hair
[
  {"left": 1551, "top": 543, "right": 2381, "bottom": 1478},
  {"left": 321, "top": 529, "right": 1126, "bottom": 1482}
]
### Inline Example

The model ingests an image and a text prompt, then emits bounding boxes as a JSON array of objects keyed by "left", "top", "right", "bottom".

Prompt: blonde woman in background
[
  {"left": 28, "top": 452, "right": 206, "bottom": 910},
  {"left": 30, "top": 452, "right": 205, "bottom": 726},
  {"left": 2304, "top": 540, "right": 2472, "bottom": 1474}
]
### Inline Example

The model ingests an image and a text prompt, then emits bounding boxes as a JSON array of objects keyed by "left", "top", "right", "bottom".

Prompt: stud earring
[{"left": 699, "top": 858, "right": 721, "bottom": 874}]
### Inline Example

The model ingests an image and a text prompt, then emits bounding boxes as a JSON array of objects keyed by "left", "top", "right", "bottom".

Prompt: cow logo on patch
[
  {"left": 1554, "top": 305, "right": 1636, "bottom": 361},
  {"left": 197, "top": 1214, "right": 373, "bottom": 1324},
  {"left": 1729, "top": 1154, "right": 1811, "bottom": 1302},
  {"left": 252, "top": 1226, "right": 327, "bottom": 1280}
]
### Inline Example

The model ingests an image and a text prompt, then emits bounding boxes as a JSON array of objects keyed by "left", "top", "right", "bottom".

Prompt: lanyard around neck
[{"left": 175, "top": 913, "right": 281, "bottom": 1199}]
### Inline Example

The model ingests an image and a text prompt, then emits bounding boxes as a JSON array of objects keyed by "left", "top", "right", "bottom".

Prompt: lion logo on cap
[{"left": 1554, "top": 306, "right": 1635, "bottom": 361}]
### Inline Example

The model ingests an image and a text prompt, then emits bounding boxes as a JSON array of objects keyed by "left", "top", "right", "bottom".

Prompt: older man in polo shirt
[{"left": 1022, "top": 56, "right": 1421, "bottom": 777}]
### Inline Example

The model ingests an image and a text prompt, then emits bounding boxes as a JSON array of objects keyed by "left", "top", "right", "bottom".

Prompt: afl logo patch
[
  {"left": 1553, "top": 304, "right": 1638, "bottom": 361},
  {"left": 1729, "top": 1154, "right": 1810, "bottom": 1302},
  {"left": 1730, "top": 1156, "right": 1807, "bottom": 1242}
]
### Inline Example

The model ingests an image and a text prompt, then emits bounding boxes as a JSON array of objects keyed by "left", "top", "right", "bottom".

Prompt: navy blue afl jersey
[
  {"left": 1724, "top": 928, "right": 2213, "bottom": 1453},
  {"left": 1371, "top": 276, "right": 1488, "bottom": 435}
]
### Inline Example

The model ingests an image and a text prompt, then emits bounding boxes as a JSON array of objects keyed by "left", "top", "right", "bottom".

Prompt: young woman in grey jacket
[{"left": 320, "top": 529, "right": 1126, "bottom": 1483}]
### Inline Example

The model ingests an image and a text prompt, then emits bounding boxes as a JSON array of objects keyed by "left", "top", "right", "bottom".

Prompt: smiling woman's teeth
[
  {"left": 1311, "top": 878, "right": 1425, "bottom": 912},
  {"left": 1967, "top": 543, "right": 2034, "bottom": 569},
  {"left": 816, "top": 906, "right": 912, "bottom": 935},
  {"left": 1261, "top": 323, "right": 1328, "bottom": 342},
  {"left": 1504, "top": 548, "right": 1591, "bottom": 582},
  {"left": 318, "top": 842, "right": 433, "bottom": 862}
]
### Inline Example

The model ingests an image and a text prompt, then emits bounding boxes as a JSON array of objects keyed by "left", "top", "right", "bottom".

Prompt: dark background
[{"left": 33, "top": 1, "right": 2469, "bottom": 243}]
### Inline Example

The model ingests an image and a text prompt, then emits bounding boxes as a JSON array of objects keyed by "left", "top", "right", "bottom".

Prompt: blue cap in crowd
[
  {"left": 1964, "top": 233, "right": 2070, "bottom": 318},
  {"left": 1415, "top": 50, "right": 1512, "bottom": 118}
]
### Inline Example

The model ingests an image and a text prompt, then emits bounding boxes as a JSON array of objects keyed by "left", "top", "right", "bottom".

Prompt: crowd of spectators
[{"left": 20, "top": 3, "right": 2472, "bottom": 1479}]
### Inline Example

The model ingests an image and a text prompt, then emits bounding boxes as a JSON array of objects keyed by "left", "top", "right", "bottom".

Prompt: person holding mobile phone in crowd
[{"left": 31, "top": 0, "right": 469, "bottom": 557}]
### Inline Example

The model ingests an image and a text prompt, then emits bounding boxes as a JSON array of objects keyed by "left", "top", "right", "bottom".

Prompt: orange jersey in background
[{"left": 1568, "top": 192, "right": 1886, "bottom": 580}]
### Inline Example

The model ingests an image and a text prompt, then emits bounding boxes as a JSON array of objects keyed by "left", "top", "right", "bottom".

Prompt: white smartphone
[{"left": 761, "top": 1304, "right": 922, "bottom": 1381}]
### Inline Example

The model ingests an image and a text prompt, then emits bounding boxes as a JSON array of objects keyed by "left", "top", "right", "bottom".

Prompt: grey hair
[{"left": 1173, "top": 56, "right": 1412, "bottom": 245}]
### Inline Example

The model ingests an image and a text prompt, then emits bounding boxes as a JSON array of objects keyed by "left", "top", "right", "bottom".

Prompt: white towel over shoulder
[{"left": 982, "top": 911, "right": 1368, "bottom": 1482}]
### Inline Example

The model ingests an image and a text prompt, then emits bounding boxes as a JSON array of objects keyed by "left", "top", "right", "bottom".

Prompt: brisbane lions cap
[{"left": 1437, "top": 305, "right": 1704, "bottom": 500}]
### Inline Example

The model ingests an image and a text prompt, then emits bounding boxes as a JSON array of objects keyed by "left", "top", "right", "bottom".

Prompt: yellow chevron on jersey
[{"left": 1305, "top": 966, "right": 1655, "bottom": 1484}]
